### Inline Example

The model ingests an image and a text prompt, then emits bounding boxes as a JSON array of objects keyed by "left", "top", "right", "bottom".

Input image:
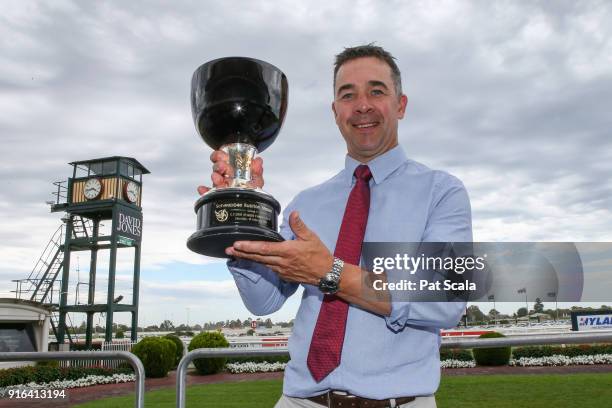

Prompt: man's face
[{"left": 332, "top": 57, "right": 407, "bottom": 163}]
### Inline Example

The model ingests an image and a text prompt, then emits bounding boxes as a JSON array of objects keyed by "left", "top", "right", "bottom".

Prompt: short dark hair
[{"left": 334, "top": 44, "right": 402, "bottom": 96}]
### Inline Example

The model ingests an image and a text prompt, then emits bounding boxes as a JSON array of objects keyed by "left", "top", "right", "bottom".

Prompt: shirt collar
[{"left": 343, "top": 144, "right": 408, "bottom": 186}]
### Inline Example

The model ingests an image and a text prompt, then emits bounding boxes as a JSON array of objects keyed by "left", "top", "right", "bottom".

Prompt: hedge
[
  {"left": 164, "top": 334, "right": 185, "bottom": 368},
  {"left": 472, "top": 332, "right": 511, "bottom": 366},
  {"left": 512, "top": 343, "right": 612, "bottom": 359},
  {"left": 188, "top": 332, "right": 229, "bottom": 375},
  {"left": 440, "top": 348, "right": 473, "bottom": 362},
  {"left": 0, "top": 366, "right": 132, "bottom": 387},
  {"left": 132, "top": 337, "right": 176, "bottom": 378}
]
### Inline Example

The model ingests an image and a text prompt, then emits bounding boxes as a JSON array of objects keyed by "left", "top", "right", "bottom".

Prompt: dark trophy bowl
[{"left": 187, "top": 57, "right": 288, "bottom": 258}]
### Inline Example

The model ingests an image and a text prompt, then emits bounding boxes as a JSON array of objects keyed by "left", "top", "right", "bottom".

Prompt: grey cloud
[{"left": 2, "top": 1, "right": 612, "bottom": 318}]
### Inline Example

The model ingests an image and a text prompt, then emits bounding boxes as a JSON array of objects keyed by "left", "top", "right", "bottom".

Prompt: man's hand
[
  {"left": 226, "top": 211, "right": 334, "bottom": 285},
  {"left": 197, "top": 150, "right": 265, "bottom": 195}
]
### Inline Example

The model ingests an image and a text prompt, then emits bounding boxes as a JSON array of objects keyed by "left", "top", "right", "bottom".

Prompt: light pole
[
  {"left": 488, "top": 294, "right": 496, "bottom": 325},
  {"left": 518, "top": 288, "right": 529, "bottom": 326},
  {"left": 548, "top": 292, "right": 558, "bottom": 322}
]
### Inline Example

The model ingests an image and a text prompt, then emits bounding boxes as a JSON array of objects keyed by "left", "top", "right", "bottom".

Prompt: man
[{"left": 198, "top": 45, "right": 471, "bottom": 408}]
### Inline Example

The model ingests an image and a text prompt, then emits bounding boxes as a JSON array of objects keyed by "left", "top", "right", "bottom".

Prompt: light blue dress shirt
[{"left": 227, "top": 145, "right": 472, "bottom": 399}]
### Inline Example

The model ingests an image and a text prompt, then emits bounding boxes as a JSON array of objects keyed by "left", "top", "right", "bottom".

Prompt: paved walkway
[{"left": 2, "top": 365, "right": 612, "bottom": 407}]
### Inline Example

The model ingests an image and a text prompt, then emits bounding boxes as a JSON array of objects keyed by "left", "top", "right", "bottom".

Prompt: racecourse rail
[
  {"left": 0, "top": 350, "right": 145, "bottom": 408},
  {"left": 176, "top": 331, "right": 612, "bottom": 408},
  {"left": 2, "top": 332, "right": 612, "bottom": 408}
]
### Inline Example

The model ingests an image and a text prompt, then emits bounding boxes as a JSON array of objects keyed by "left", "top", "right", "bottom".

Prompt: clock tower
[{"left": 49, "top": 157, "right": 150, "bottom": 345}]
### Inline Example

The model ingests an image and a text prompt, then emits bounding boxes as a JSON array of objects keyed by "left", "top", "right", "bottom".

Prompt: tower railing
[
  {"left": 51, "top": 180, "right": 68, "bottom": 205},
  {"left": 12, "top": 224, "right": 64, "bottom": 303}
]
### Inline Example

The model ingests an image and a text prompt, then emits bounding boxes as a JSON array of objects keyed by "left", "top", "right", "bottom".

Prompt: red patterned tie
[{"left": 307, "top": 164, "right": 372, "bottom": 382}]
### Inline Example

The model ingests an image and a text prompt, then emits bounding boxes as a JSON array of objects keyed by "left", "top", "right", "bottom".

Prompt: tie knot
[{"left": 354, "top": 165, "right": 372, "bottom": 182}]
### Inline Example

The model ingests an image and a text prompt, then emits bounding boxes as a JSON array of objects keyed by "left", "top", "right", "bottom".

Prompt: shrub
[
  {"left": 132, "top": 337, "right": 176, "bottom": 378},
  {"left": 37, "top": 360, "right": 60, "bottom": 368},
  {"left": 512, "top": 345, "right": 554, "bottom": 359},
  {"left": 116, "top": 330, "right": 125, "bottom": 339},
  {"left": 440, "top": 348, "right": 473, "bottom": 362},
  {"left": 164, "top": 334, "right": 185, "bottom": 368},
  {"left": 0, "top": 366, "right": 132, "bottom": 387},
  {"left": 188, "top": 332, "right": 229, "bottom": 375},
  {"left": 473, "top": 332, "right": 511, "bottom": 366},
  {"left": 70, "top": 342, "right": 102, "bottom": 351},
  {"left": 512, "top": 343, "right": 612, "bottom": 359}
]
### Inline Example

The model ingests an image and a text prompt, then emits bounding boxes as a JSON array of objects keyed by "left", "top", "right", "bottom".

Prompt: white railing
[
  {"left": 58, "top": 340, "right": 138, "bottom": 369},
  {"left": 101, "top": 340, "right": 138, "bottom": 369}
]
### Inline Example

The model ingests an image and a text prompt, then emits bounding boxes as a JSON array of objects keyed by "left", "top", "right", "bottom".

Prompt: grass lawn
[{"left": 76, "top": 373, "right": 612, "bottom": 408}]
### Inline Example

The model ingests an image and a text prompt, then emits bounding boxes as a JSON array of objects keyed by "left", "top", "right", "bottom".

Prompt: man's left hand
[{"left": 226, "top": 211, "right": 333, "bottom": 285}]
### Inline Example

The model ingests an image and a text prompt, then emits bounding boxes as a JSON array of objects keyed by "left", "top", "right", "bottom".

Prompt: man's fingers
[
  {"left": 250, "top": 157, "right": 265, "bottom": 188},
  {"left": 233, "top": 240, "right": 288, "bottom": 256},
  {"left": 197, "top": 185, "right": 210, "bottom": 195},
  {"left": 211, "top": 172, "right": 227, "bottom": 188},
  {"left": 210, "top": 150, "right": 229, "bottom": 163},
  {"left": 213, "top": 161, "right": 235, "bottom": 177},
  {"left": 252, "top": 157, "right": 264, "bottom": 174},
  {"left": 289, "top": 211, "right": 313, "bottom": 240},
  {"left": 229, "top": 248, "right": 285, "bottom": 266},
  {"left": 249, "top": 174, "right": 265, "bottom": 189}
]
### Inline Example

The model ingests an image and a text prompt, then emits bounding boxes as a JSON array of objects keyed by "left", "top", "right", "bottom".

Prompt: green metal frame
[{"left": 56, "top": 157, "right": 146, "bottom": 346}]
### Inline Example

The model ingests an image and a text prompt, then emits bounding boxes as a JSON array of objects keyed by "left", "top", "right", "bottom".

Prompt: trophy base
[{"left": 187, "top": 188, "right": 284, "bottom": 258}]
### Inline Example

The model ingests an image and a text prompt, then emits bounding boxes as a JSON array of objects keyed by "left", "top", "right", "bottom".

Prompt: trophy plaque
[{"left": 187, "top": 57, "right": 288, "bottom": 258}]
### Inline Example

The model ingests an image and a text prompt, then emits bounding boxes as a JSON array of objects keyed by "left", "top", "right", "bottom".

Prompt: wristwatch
[{"left": 318, "top": 257, "right": 344, "bottom": 294}]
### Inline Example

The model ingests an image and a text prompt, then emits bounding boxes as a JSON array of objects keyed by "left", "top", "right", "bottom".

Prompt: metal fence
[
  {"left": 0, "top": 351, "right": 145, "bottom": 408},
  {"left": 176, "top": 331, "right": 612, "bottom": 408},
  {"left": 3, "top": 332, "right": 612, "bottom": 408}
]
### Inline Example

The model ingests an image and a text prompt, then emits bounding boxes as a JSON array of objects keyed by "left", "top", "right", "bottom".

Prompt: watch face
[
  {"left": 83, "top": 178, "right": 103, "bottom": 200},
  {"left": 319, "top": 273, "right": 340, "bottom": 294},
  {"left": 123, "top": 181, "right": 140, "bottom": 203}
]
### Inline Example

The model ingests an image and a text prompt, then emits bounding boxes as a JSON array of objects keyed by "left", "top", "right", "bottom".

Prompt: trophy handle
[{"left": 221, "top": 143, "right": 258, "bottom": 189}]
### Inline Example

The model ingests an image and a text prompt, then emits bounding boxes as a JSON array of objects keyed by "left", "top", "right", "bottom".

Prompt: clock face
[
  {"left": 84, "top": 178, "right": 103, "bottom": 200},
  {"left": 123, "top": 181, "right": 140, "bottom": 203}
]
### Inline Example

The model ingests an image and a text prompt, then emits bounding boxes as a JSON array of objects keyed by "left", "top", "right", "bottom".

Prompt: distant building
[{"left": 0, "top": 299, "right": 52, "bottom": 368}]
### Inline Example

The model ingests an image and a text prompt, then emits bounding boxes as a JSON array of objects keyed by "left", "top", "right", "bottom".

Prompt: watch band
[
  {"left": 331, "top": 256, "right": 343, "bottom": 276},
  {"left": 318, "top": 257, "right": 344, "bottom": 294}
]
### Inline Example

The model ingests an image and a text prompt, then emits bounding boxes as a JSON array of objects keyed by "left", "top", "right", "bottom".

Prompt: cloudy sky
[{"left": 1, "top": 0, "right": 611, "bottom": 327}]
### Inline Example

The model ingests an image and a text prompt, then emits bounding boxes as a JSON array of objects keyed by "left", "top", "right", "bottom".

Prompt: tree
[
  {"left": 517, "top": 307, "right": 528, "bottom": 317},
  {"left": 466, "top": 305, "right": 485, "bottom": 322},
  {"left": 160, "top": 320, "right": 175, "bottom": 331},
  {"left": 534, "top": 298, "right": 544, "bottom": 313},
  {"left": 488, "top": 309, "right": 499, "bottom": 317},
  {"left": 265, "top": 318, "right": 273, "bottom": 328}
]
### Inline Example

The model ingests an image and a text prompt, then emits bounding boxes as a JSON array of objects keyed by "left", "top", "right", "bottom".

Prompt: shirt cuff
[
  {"left": 227, "top": 258, "right": 264, "bottom": 284},
  {"left": 383, "top": 269, "right": 411, "bottom": 332}
]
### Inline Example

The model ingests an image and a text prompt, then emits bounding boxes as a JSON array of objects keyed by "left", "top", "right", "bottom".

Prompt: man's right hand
[{"left": 197, "top": 150, "right": 265, "bottom": 195}]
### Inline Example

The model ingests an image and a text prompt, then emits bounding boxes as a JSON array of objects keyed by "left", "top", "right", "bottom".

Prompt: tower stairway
[{"left": 13, "top": 215, "right": 93, "bottom": 345}]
